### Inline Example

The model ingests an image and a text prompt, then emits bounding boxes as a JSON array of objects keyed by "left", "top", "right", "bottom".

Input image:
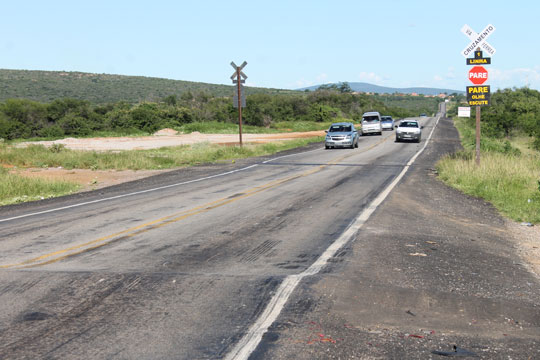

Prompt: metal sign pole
[
  {"left": 475, "top": 106, "right": 481, "bottom": 166},
  {"left": 237, "top": 67, "right": 243, "bottom": 147}
]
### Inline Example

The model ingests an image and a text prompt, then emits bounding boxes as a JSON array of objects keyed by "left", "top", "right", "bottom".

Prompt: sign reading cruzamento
[
  {"left": 462, "top": 24, "right": 496, "bottom": 57},
  {"left": 466, "top": 85, "right": 491, "bottom": 106}
]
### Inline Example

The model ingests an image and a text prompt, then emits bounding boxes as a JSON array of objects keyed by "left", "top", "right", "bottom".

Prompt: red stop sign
[{"left": 469, "top": 66, "right": 488, "bottom": 85}]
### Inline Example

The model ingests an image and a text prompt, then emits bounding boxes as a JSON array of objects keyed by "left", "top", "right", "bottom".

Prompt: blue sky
[{"left": 1, "top": 0, "right": 538, "bottom": 92}]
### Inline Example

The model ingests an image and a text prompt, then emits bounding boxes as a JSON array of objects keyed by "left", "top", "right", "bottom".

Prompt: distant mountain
[
  {"left": 299, "top": 82, "right": 464, "bottom": 95},
  {"left": 0, "top": 69, "right": 296, "bottom": 104}
]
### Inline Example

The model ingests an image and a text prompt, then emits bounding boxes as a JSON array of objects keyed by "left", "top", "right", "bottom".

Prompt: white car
[{"left": 395, "top": 119, "right": 422, "bottom": 143}]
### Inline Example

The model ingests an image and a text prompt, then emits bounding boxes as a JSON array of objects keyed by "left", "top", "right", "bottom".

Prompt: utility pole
[{"left": 230, "top": 61, "right": 247, "bottom": 146}]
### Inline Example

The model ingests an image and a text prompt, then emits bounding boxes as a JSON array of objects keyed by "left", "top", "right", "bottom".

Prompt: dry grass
[{"left": 437, "top": 122, "right": 540, "bottom": 223}]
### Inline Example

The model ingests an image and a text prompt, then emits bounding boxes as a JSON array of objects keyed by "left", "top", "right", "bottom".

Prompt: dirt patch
[
  {"left": 507, "top": 220, "right": 540, "bottom": 279},
  {"left": 9, "top": 130, "right": 324, "bottom": 191},
  {"left": 11, "top": 167, "right": 168, "bottom": 192},
  {"left": 17, "top": 131, "right": 325, "bottom": 151}
]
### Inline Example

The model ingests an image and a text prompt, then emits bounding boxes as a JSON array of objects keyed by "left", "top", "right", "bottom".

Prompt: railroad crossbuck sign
[
  {"left": 461, "top": 24, "right": 496, "bottom": 57},
  {"left": 231, "top": 61, "right": 247, "bottom": 108},
  {"left": 468, "top": 66, "right": 488, "bottom": 85}
]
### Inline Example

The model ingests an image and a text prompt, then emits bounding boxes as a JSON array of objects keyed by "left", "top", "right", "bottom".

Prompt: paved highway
[{"left": 1, "top": 104, "right": 538, "bottom": 359}]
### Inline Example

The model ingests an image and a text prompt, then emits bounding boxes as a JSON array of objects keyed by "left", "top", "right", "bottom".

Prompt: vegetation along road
[{"left": 1, "top": 105, "right": 539, "bottom": 359}]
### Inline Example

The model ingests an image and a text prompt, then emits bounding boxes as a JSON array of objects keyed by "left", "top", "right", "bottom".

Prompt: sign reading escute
[{"left": 466, "top": 85, "right": 491, "bottom": 106}]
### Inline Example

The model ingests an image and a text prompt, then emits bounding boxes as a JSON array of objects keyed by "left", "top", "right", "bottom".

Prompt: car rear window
[
  {"left": 362, "top": 116, "right": 379, "bottom": 122},
  {"left": 399, "top": 121, "right": 419, "bottom": 128},
  {"left": 329, "top": 125, "right": 351, "bottom": 132}
]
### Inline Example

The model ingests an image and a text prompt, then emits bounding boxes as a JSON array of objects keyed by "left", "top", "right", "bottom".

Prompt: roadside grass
[
  {"left": 0, "top": 167, "right": 80, "bottom": 206},
  {"left": 0, "top": 136, "right": 323, "bottom": 204},
  {"left": 1, "top": 136, "right": 323, "bottom": 170},
  {"left": 436, "top": 117, "right": 540, "bottom": 223}
]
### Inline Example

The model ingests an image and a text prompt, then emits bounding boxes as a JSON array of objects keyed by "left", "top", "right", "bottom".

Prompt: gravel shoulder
[{"left": 254, "top": 117, "right": 540, "bottom": 359}]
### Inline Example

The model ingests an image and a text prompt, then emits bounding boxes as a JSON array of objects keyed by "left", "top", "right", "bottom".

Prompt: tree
[
  {"left": 163, "top": 94, "right": 178, "bottom": 106},
  {"left": 338, "top": 82, "right": 352, "bottom": 93}
]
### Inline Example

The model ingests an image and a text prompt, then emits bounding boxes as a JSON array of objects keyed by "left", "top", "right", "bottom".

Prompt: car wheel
[
  {"left": 354, "top": 141, "right": 358, "bottom": 148},
  {"left": 395, "top": 138, "right": 399, "bottom": 142},
  {"left": 325, "top": 145, "right": 329, "bottom": 149}
]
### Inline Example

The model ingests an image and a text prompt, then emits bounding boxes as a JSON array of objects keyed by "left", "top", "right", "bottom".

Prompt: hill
[
  {"left": 299, "top": 82, "right": 464, "bottom": 95},
  {"left": 0, "top": 69, "right": 296, "bottom": 104}
]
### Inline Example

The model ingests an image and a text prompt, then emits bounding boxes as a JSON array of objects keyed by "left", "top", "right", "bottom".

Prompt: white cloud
[
  {"left": 292, "top": 73, "right": 330, "bottom": 89},
  {"left": 294, "top": 79, "right": 314, "bottom": 88},
  {"left": 490, "top": 67, "right": 540, "bottom": 88},
  {"left": 316, "top": 73, "right": 328, "bottom": 82},
  {"left": 446, "top": 67, "right": 456, "bottom": 79},
  {"left": 433, "top": 75, "right": 443, "bottom": 81},
  {"left": 358, "top": 71, "right": 383, "bottom": 84}
]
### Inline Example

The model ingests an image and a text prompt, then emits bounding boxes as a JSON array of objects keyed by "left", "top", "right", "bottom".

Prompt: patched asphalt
[{"left": 252, "top": 117, "right": 540, "bottom": 359}]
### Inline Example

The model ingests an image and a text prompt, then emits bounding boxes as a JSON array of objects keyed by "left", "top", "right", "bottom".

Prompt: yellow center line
[{"left": 1, "top": 138, "right": 388, "bottom": 269}]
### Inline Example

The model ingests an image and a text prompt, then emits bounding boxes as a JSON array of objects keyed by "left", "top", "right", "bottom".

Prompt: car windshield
[
  {"left": 362, "top": 116, "right": 379, "bottom": 122},
  {"left": 399, "top": 121, "right": 419, "bottom": 128},
  {"left": 329, "top": 125, "right": 352, "bottom": 132},
  {"left": 381, "top": 116, "right": 392, "bottom": 121}
]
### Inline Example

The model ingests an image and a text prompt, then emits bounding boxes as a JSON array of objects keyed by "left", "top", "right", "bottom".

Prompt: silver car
[
  {"left": 325, "top": 122, "right": 359, "bottom": 149},
  {"left": 381, "top": 116, "right": 395, "bottom": 131},
  {"left": 395, "top": 119, "right": 422, "bottom": 143}
]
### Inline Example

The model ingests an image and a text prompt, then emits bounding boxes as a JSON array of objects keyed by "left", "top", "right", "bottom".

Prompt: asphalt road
[{"left": 1, "top": 107, "right": 538, "bottom": 359}]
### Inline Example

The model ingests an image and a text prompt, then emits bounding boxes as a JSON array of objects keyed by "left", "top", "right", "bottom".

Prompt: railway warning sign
[
  {"left": 468, "top": 66, "right": 488, "bottom": 85},
  {"left": 466, "top": 85, "right": 491, "bottom": 106}
]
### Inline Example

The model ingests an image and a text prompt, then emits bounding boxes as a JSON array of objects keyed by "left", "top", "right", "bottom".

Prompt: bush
[
  {"left": 38, "top": 124, "right": 65, "bottom": 138},
  {"left": 57, "top": 113, "right": 90, "bottom": 136}
]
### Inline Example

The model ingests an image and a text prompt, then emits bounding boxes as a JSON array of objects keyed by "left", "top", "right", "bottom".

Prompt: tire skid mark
[
  {"left": 240, "top": 240, "right": 281, "bottom": 263},
  {"left": 1, "top": 149, "right": 367, "bottom": 270}
]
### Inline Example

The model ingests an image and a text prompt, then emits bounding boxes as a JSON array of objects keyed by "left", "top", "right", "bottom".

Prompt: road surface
[{"left": 1, "top": 105, "right": 539, "bottom": 359}]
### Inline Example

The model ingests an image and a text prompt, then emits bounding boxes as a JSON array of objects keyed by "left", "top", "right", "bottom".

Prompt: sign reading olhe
[{"left": 467, "top": 85, "right": 491, "bottom": 106}]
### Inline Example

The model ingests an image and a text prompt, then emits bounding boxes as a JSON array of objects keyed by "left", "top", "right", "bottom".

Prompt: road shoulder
[{"left": 255, "top": 117, "right": 540, "bottom": 359}]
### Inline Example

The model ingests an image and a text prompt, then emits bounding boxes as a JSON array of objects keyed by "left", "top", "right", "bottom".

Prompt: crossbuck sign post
[{"left": 231, "top": 61, "right": 247, "bottom": 146}]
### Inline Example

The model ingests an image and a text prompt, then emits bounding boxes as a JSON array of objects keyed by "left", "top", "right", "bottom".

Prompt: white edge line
[
  {"left": 225, "top": 114, "right": 442, "bottom": 360},
  {"left": 0, "top": 148, "right": 322, "bottom": 224},
  {"left": 0, "top": 165, "right": 258, "bottom": 223}
]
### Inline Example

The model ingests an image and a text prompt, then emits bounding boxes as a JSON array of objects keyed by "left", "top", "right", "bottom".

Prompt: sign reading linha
[
  {"left": 467, "top": 50, "right": 491, "bottom": 65},
  {"left": 467, "top": 85, "right": 491, "bottom": 106}
]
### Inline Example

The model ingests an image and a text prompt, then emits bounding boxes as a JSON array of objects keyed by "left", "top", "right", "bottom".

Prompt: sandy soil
[
  {"left": 17, "top": 129, "right": 325, "bottom": 151},
  {"left": 507, "top": 221, "right": 540, "bottom": 279}
]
